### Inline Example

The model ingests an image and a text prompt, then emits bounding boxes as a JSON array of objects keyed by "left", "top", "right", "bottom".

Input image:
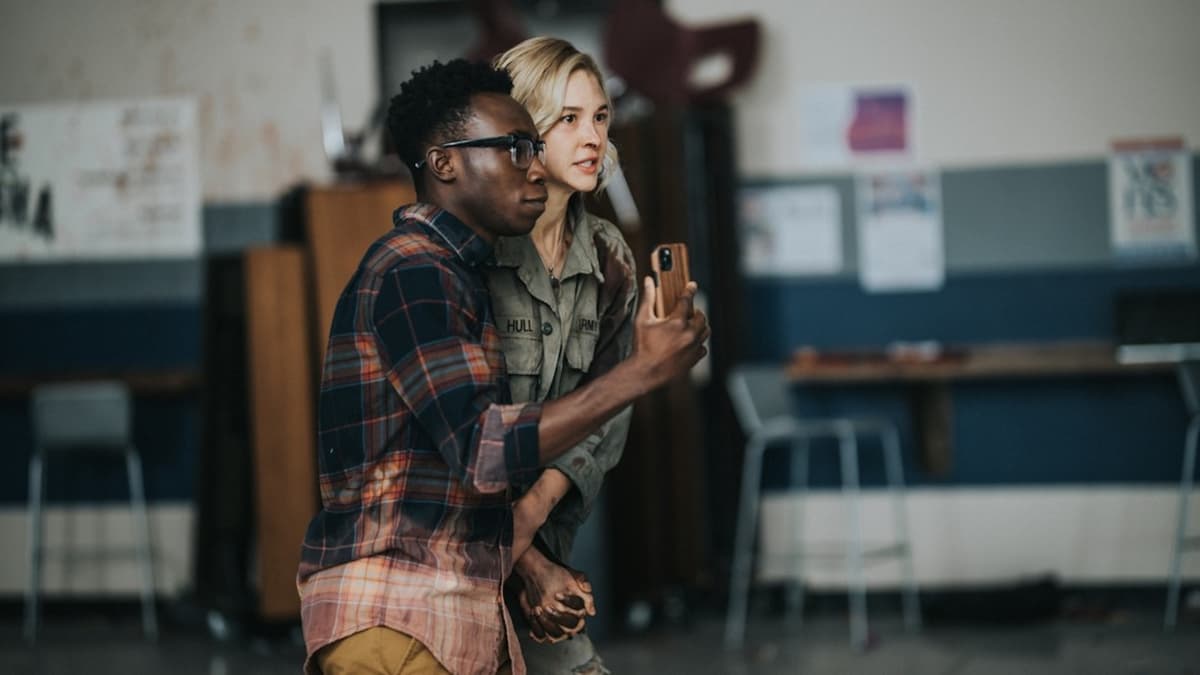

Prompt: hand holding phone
[{"left": 650, "top": 243, "right": 691, "bottom": 318}]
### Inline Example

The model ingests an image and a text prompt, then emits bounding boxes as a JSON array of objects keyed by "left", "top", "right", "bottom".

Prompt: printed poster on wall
[
  {"left": 798, "top": 84, "right": 913, "bottom": 169},
  {"left": 739, "top": 184, "right": 842, "bottom": 276},
  {"left": 0, "top": 97, "right": 201, "bottom": 262},
  {"left": 1108, "top": 137, "right": 1195, "bottom": 262},
  {"left": 856, "top": 169, "right": 944, "bottom": 292}
]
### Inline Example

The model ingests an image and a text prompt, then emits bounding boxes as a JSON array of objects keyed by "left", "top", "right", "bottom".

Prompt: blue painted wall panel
[
  {"left": 1, "top": 189, "right": 1197, "bottom": 502},
  {"left": 0, "top": 305, "right": 202, "bottom": 373},
  {"left": 743, "top": 265, "right": 1200, "bottom": 358}
]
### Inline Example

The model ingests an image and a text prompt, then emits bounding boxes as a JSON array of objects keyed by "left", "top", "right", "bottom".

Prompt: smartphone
[{"left": 650, "top": 243, "right": 692, "bottom": 317}]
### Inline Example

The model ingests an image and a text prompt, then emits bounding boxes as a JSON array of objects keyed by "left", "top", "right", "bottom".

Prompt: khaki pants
[{"left": 317, "top": 626, "right": 514, "bottom": 675}]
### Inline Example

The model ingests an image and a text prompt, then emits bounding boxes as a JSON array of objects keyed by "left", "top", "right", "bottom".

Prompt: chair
[
  {"left": 1166, "top": 361, "right": 1200, "bottom": 629},
  {"left": 724, "top": 365, "right": 919, "bottom": 651},
  {"left": 24, "top": 381, "right": 158, "bottom": 642}
]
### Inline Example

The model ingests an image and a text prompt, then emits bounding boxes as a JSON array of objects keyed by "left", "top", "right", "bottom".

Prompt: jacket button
[{"left": 541, "top": 322, "right": 553, "bottom": 336}]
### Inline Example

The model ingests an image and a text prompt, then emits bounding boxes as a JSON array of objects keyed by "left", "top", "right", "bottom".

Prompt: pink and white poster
[{"left": 798, "top": 84, "right": 913, "bottom": 168}]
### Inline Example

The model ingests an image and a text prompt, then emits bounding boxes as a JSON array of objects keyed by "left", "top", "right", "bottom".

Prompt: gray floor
[
  {"left": 3, "top": 612, "right": 1198, "bottom": 674},
  {"left": 604, "top": 615, "right": 1200, "bottom": 675}
]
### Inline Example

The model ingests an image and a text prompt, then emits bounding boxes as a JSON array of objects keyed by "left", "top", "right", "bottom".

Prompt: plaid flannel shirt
[{"left": 298, "top": 203, "right": 543, "bottom": 675}]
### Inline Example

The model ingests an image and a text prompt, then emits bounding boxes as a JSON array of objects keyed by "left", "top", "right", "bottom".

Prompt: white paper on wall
[
  {"left": 1108, "top": 137, "right": 1196, "bottom": 262},
  {"left": 856, "top": 169, "right": 944, "bottom": 292},
  {"left": 0, "top": 98, "right": 201, "bottom": 262},
  {"left": 740, "top": 184, "right": 842, "bottom": 276}
]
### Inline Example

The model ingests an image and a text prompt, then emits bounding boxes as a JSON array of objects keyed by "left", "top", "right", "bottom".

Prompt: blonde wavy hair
[{"left": 494, "top": 37, "right": 619, "bottom": 192}]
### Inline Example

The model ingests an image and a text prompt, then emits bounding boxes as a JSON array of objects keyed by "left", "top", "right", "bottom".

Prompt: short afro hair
[{"left": 387, "top": 59, "right": 514, "bottom": 178}]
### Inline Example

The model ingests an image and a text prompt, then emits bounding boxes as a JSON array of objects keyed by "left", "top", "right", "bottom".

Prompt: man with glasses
[{"left": 297, "top": 59, "right": 709, "bottom": 675}]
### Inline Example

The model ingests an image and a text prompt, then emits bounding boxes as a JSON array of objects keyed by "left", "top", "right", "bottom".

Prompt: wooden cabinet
[
  {"left": 243, "top": 245, "right": 318, "bottom": 620},
  {"left": 305, "top": 182, "right": 416, "bottom": 369}
]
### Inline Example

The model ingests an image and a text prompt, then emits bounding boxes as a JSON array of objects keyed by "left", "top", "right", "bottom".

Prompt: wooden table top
[
  {"left": 785, "top": 340, "right": 1175, "bottom": 384},
  {"left": 0, "top": 369, "right": 200, "bottom": 398}
]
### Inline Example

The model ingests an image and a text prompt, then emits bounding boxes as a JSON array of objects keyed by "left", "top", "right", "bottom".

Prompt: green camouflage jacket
[{"left": 484, "top": 204, "right": 637, "bottom": 560}]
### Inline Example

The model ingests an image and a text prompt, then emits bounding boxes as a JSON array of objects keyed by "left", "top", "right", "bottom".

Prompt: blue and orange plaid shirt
[{"left": 298, "top": 203, "right": 543, "bottom": 675}]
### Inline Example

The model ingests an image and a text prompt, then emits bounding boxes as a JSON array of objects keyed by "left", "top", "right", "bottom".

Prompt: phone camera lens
[{"left": 659, "top": 248, "right": 673, "bottom": 271}]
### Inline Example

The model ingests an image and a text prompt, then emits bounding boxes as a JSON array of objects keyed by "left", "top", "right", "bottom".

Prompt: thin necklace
[{"left": 544, "top": 226, "right": 570, "bottom": 280}]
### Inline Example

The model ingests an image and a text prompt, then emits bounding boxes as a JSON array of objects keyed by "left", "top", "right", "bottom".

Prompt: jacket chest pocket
[
  {"left": 565, "top": 315, "right": 600, "bottom": 375},
  {"left": 501, "top": 337, "right": 542, "bottom": 403},
  {"left": 499, "top": 334, "right": 543, "bottom": 375}
]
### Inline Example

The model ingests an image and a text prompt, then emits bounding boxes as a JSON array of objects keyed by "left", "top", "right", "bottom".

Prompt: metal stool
[
  {"left": 24, "top": 381, "right": 158, "bottom": 642},
  {"left": 724, "top": 365, "right": 919, "bottom": 651},
  {"left": 1166, "top": 361, "right": 1200, "bottom": 629}
]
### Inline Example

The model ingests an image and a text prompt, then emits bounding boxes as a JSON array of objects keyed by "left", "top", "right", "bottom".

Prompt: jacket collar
[{"left": 489, "top": 203, "right": 604, "bottom": 283}]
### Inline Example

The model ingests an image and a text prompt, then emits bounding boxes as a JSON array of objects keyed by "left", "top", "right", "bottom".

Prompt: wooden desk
[
  {"left": 786, "top": 341, "right": 1174, "bottom": 474},
  {"left": 0, "top": 369, "right": 200, "bottom": 399}
]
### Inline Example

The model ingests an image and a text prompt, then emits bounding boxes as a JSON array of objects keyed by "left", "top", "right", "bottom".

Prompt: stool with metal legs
[
  {"left": 724, "top": 365, "right": 919, "bottom": 651},
  {"left": 1166, "top": 361, "right": 1200, "bottom": 630},
  {"left": 24, "top": 381, "right": 158, "bottom": 642}
]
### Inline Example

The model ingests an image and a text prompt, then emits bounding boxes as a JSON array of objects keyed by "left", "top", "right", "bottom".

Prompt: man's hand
[
  {"left": 514, "top": 548, "right": 595, "bottom": 643},
  {"left": 630, "top": 277, "right": 710, "bottom": 389},
  {"left": 534, "top": 280, "right": 710, "bottom": 464}
]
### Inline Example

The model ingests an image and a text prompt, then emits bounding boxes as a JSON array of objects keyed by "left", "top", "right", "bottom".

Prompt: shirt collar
[{"left": 394, "top": 203, "right": 493, "bottom": 267}]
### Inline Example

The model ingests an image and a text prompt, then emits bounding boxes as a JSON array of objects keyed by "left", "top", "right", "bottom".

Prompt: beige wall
[
  {"left": 759, "top": 488, "right": 1200, "bottom": 587},
  {"left": 4, "top": 1, "right": 1197, "bottom": 199},
  {"left": 669, "top": 0, "right": 1200, "bottom": 175}
]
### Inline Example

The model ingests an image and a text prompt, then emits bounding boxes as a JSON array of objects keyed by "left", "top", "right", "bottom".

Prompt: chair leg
[
  {"left": 882, "top": 424, "right": 921, "bottom": 631},
  {"left": 1166, "top": 414, "right": 1199, "bottom": 630},
  {"left": 785, "top": 438, "right": 810, "bottom": 624},
  {"left": 24, "top": 452, "right": 46, "bottom": 643},
  {"left": 725, "top": 437, "right": 766, "bottom": 649},
  {"left": 125, "top": 447, "right": 158, "bottom": 640},
  {"left": 838, "top": 425, "right": 868, "bottom": 651}
]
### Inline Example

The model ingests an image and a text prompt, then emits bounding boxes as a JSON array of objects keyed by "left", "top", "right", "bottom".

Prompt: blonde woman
[{"left": 486, "top": 37, "right": 635, "bottom": 674}]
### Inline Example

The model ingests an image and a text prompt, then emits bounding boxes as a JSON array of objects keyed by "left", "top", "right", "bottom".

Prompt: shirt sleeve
[{"left": 372, "top": 259, "right": 542, "bottom": 494}]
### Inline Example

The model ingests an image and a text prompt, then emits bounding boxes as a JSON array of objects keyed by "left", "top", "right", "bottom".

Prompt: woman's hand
[
  {"left": 511, "top": 470, "right": 572, "bottom": 560},
  {"left": 514, "top": 548, "right": 596, "bottom": 643}
]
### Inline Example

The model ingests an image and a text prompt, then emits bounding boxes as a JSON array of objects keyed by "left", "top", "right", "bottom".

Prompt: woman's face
[{"left": 540, "top": 69, "right": 610, "bottom": 195}]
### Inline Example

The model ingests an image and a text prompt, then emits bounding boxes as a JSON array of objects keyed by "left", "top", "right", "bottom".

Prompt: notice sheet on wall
[
  {"left": 798, "top": 84, "right": 913, "bottom": 169},
  {"left": 856, "top": 169, "right": 944, "bottom": 292},
  {"left": 0, "top": 97, "right": 201, "bottom": 262},
  {"left": 740, "top": 184, "right": 842, "bottom": 276},
  {"left": 1108, "top": 137, "right": 1195, "bottom": 262}
]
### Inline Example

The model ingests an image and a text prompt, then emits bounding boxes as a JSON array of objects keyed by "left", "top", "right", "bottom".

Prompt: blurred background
[{"left": 2, "top": 1, "right": 1199, "bottom": 673}]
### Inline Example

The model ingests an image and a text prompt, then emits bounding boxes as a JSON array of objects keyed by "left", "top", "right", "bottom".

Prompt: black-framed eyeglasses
[{"left": 414, "top": 134, "right": 546, "bottom": 170}]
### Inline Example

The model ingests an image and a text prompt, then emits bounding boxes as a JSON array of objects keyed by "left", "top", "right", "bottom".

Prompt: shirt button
[{"left": 541, "top": 322, "right": 553, "bottom": 336}]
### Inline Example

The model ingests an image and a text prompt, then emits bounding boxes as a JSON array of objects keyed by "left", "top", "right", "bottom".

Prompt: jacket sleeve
[{"left": 537, "top": 221, "right": 638, "bottom": 556}]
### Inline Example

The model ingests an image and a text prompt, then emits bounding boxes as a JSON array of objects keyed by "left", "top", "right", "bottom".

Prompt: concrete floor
[{"left": 3, "top": 609, "right": 1198, "bottom": 675}]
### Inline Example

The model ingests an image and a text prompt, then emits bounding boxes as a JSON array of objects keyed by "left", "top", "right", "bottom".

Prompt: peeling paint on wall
[{"left": 0, "top": 0, "right": 378, "bottom": 202}]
